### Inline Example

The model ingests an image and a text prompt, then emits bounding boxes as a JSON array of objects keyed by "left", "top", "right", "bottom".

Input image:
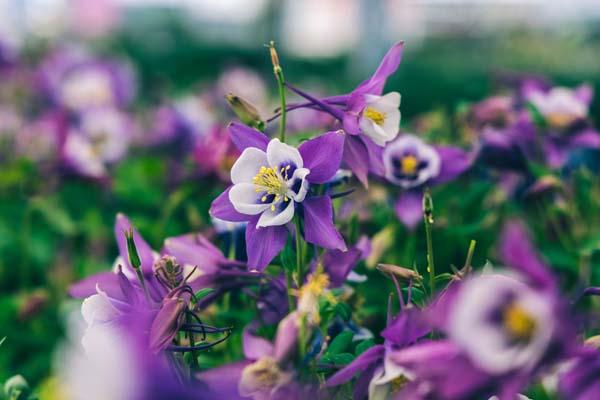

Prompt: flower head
[
  {"left": 383, "top": 134, "right": 441, "bottom": 188},
  {"left": 526, "top": 85, "right": 592, "bottom": 129}
]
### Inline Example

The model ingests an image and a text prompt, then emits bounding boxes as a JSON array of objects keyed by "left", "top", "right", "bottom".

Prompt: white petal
[
  {"left": 366, "top": 92, "right": 401, "bottom": 110},
  {"left": 81, "top": 294, "right": 120, "bottom": 325},
  {"left": 229, "top": 183, "right": 270, "bottom": 215},
  {"left": 287, "top": 167, "right": 310, "bottom": 202},
  {"left": 257, "top": 200, "right": 295, "bottom": 227},
  {"left": 266, "top": 138, "right": 303, "bottom": 170},
  {"left": 231, "top": 147, "right": 268, "bottom": 184}
]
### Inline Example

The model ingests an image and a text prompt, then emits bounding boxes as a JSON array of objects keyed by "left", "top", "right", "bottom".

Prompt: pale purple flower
[
  {"left": 62, "top": 107, "right": 132, "bottom": 178},
  {"left": 382, "top": 134, "right": 471, "bottom": 229},
  {"left": 526, "top": 85, "right": 592, "bottom": 129}
]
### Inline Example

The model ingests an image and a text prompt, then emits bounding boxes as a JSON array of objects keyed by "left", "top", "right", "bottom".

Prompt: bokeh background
[{"left": 1, "top": 0, "right": 600, "bottom": 393}]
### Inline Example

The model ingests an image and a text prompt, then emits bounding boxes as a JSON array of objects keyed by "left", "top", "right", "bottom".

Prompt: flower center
[
  {"left": 400, "top": 155, "right": 419, "bottom": 175},
  {"left": 390, "top": 375, "right": 409, "bottom": 393},
  {"left": 301, "top": 270, "right": 330, "bottom": 297},
  {"left": 365, "top": 107, "right": 386, "bottom": 126},
  {"left": 502, "top": 303, "right": 537, "bottom": 341},
  {"left": 253, "top": 166, "right": 289, "bottom": 211}
]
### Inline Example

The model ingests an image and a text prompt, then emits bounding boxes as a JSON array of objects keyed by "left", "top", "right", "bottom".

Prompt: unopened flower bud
[
  {"left": 124, "top": 229, "right": 141, "bottom": 270},
  {"left": 225, "top": 94, "right": 265, "bottom": 131},
  {"left": 268, "top": 41, "right": 280, "bottom": 70},
  {"left": 377, "top": 263, "right": 422, "bottom": 282},
  {"left": 4, "top": 375, "right": 30, "bottom": 400},
  {"left": 423, "top": 189, "right": 434, "bottom": 224}
]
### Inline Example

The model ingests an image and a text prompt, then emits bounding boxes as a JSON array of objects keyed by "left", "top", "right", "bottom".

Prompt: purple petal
[
  {"left": 196, "top": 361, "right": 250, "bottom": 400},
  {"left": 302, "top": 196, "right": 347, "bottom": 251},
  {"left": 273, "top": 312, "right": 300, "bottom": 362},
  {"left": 245, "top": 217, "right": 288, "bottom": 271},
  {"left": 430, "top": 146, "right": 471, "bottom": 185},
  {"left": 326, "top": 344, "right": 385, "bottom": 386},
  {"left": 570, "top": 129, "right": 600, "bottom": 149},
  {"left": 381, "top": 308, "right": 430, "bottom": 347},
  {"left": 117, "top": 266, "right": 138, "bottom": 305},
  {"left": 68, "top": 271, "right": 122, "bottom": 299},
  {"left": 229, "top": 122, "right": 269, "bottom": 152},
  {"left": 299, "top": 130, "right": 345, "bottom": 183},
  {"left": 243, "top": 325, "right": 274, "bottom": 360},
  {"left": 343, "top": 135, "right": 370, "bottom": 187},
  {"left": 149, "top": 297, "right": 186, "bottom": 352},
  {"left": 163, "top": 233, "right": 225, "bottom": 275},
  {"left": 322, "top": 246, "right": 362, "bottom": 287},
  {"left": 115, "top": 213, "right": 155, "bottom": 275},
  {"left": 353, "top": 41, "right": 405, "bottom": 97},
  {"left": 363, "top": 136, "right": 386, "bottom": 177},
  {"left": 498, "top": 220, "right": 555, "bottom": 289},
  {"left": 394, "top": 191, "right": 423, "bottom": 230},
  {"left": 210, "top": 187, "right": 251, "bottom": 222},
  {"left": 575, "top": 84, "right": 594, "bottom": 105}
]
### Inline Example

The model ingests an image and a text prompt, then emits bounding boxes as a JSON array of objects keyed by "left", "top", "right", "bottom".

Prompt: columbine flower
[
  {"left": 326, "top": 304, "right": 429, "bottom": 400},
  {"left": 382, "top": 134, "right": 471, "bottom": 229},
  {"left": 297, "top": 269, "right": 333, "bottom": 325},
  {"left": 526, "top": 85, "right": 592, "bottom": 129},
  {"left": 448, "top": 273, "right": 554, "bottom": 374},
  {"left": 210, "top": 124, "right": 347, "bottom": 270},
  {"left": 280, "top": 42, "right": 404, "bottom": 185},
  {"left": 62, "top": 108, "right": 133, "bottom": 178},
  {"left": 38, "top": 48, "right": 135, "bottom": 113}
]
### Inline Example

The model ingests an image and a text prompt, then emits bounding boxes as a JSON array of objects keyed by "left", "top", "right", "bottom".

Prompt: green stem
[
  {"left": 422, "top": 190, "right": 436, "bottom": 296},
  {"left": 285, "top": 268, "right": 295, "bottom": 310},
  {"left": 294, "top": 216, "right": 304, "bottom": 286},
  {"left": 186, "top": 312, "right": 200, "bottom": 373},
  {"left": 134, "top": 269, "right": 152, "bottom": 304},
  {"left": 276, "top": 68, "right": 286, "bottom": 142}
]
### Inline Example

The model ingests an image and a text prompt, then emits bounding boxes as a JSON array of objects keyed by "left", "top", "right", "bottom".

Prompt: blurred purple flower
[
  {"left": 210, "top": 124, "right": 347, "bottom": 270},
  {"left": 382, "top": 134, "right": 472, "bottom": 229}
]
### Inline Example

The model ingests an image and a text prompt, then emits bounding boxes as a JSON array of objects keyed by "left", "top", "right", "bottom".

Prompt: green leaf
[
  {"left": 320, "top": 352, "right": 355, "bottom": 366},
  {"left": 194, "top": 288, "right": 215, "bottom": 301},
  {"left": 334, "top": 303, "right": 352, "bottom": 321},
  {"left": 326, "top": 330, "right": 354, "bottom": 355},
  {"left": 355, "top": 339, "right": 375, "bottom": 356}
]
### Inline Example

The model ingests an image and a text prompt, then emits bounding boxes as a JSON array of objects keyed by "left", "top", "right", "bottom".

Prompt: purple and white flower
[
  {"left": 210, "top": 124, "right": 347, "bottom": 270},
  {"left": 526, "top": 85, "right": 592, "bottom": 129}
]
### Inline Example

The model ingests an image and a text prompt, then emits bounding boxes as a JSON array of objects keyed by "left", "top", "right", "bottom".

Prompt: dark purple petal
[
  {"left": 68, "top": 271, "right": 122, "bottom": 299},
  {"left": 394, "top": 191, "right": 423, "bottom": 230},
  {"left": 302, "top": 196, "right": 347, "bottom": 251},
  {"left": 243, "top": 325, "right": 274, "bottom": 360},
  {"left": 322, "top": 246, "right": 363, "bottom": 287},
  {"left": 325, "top": 344, "right": 385, "bottom": 386},
  {"left": 117, "top": 266, "right": 138, "bottom": 305},
  {"left": 381, "top": 307, "right": 430, "bottom": 347},
  {"left": 245, "top": 217, "right": 288, "bottom": 271},
  {"left": 430, "top": 146, "right": 472, "bottom": 185},
  {"left": 352, "top": 41, "right": 405, "bottom": 97},
  {"left": 149, "top": 297, "right": 187, "bottom": 352},
  {"left": 498, "top": 220, "right": 555, "bottom": 289},
  {"left": 569, "top": 129, "right": 600, "bottom": 149},
  {"left": 363, "top": 136, "right": 385, "bottom": 177},
  {"left": 343, "top": 135, "right": 370, "bottom": 187},
  {"left": 115, "top": 213, "right": 155, "bottom": 275},
  {"left": 210, "top": 187, "right": 251, "bottom": 222},
  {"left": 299, "top": 130, "right": 345, "bottom": 183},
  {"left": 228, "top": 122, "right": 269, "bottom": 152}
]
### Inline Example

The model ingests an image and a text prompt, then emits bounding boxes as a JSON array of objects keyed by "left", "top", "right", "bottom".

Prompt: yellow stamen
[
  {"left": 390, "top": 375, "right": 409, "bottom": 393},
  {"left": 400, "top": 155, "right": 419, "bottom": 175},
  {"left": 365, "top": 107, "right": 386, "bottom": 126},
  {"left": 252, "top": 166, "right": 287, "bottom": 198},
  {"left": 503, "top": 303, "right": 536, "bottom": 341},
  {"left": 300, "top": 270, "right": 330, "bottom": 297}
]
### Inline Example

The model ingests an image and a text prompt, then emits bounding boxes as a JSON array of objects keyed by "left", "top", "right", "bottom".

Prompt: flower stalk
[
  {"left": 125, "top": 229, "right": 152, "bottom": 303},
  {"left": 268, "top": 41, "right": 286, "bottom": 142},
  {"left": 422, "top": 189, "right": 436, "bottom": 296}
]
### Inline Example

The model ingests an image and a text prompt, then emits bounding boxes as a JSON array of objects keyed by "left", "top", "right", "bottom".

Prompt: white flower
[
  {"left": 368, "top": 353, "right": 413, "bottom": 400},
  {"left": 60, "top": 68, "right": 114, "bottom": 112},
  {"left": 528, "top": 87, "right": 588, "bottom": 128},
  {"left": 449, "top": 274, "right": 555, "bottom": 375},
  {"left": 359, "top": 92, "right": 401, "bottom": 146},
  {"left": 383, "top": 135, "right": 441, "bottom": 188},
  {"left": 229, "top": 139, "right": 310, "bottom": 227},
  {"left": 238, "top": 356, "right": 292, "bottom": 400}
]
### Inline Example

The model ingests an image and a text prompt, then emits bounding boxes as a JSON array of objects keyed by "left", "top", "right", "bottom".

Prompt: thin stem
[
  {"left": 294, "top": 216, "right": 304, "bottom": 286},
  {"left": 186, "top": 312, "right": 200, "bottom": 373},
  {"left": 134, "top": 269, "right": 152, "bottom": 304},
  {"left": 285, "top": 269, "right": 295, "bottom": 311},
  {"left": 422, "top": 190, "right": 436, "bottom": 296},
  {"left": 268, "top": 41, "right": 286, "bottom": 142}
]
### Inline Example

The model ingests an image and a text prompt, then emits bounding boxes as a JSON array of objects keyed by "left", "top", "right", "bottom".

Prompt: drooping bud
[
  {"left": 377, "top": 264, "right": 422, "bottom": 282},
  {"left": 225, "top": 93, "right": 265, "bottom": 131},
  {"left": 124, "top": 229, "right": 141, "bottom": 270},
  {"left": 149, "top": 297, "right": 188, "bottom": 352}
]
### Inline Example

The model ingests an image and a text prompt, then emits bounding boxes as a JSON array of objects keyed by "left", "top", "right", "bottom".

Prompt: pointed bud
[
  {"left": 268, "top": 41, "right": 280, "bottom": 70},
  {"left": 225, "top": 93, "right": 265, "bottom": 131},
  {"left": 124, "top": 229, "right": 141, "bottom": 270},
  {"left": 422, "top": 189, "right": 434, "bottom": 224},
  {"left": 377, "top": 264, "right": 422, "bottom": 282}
]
